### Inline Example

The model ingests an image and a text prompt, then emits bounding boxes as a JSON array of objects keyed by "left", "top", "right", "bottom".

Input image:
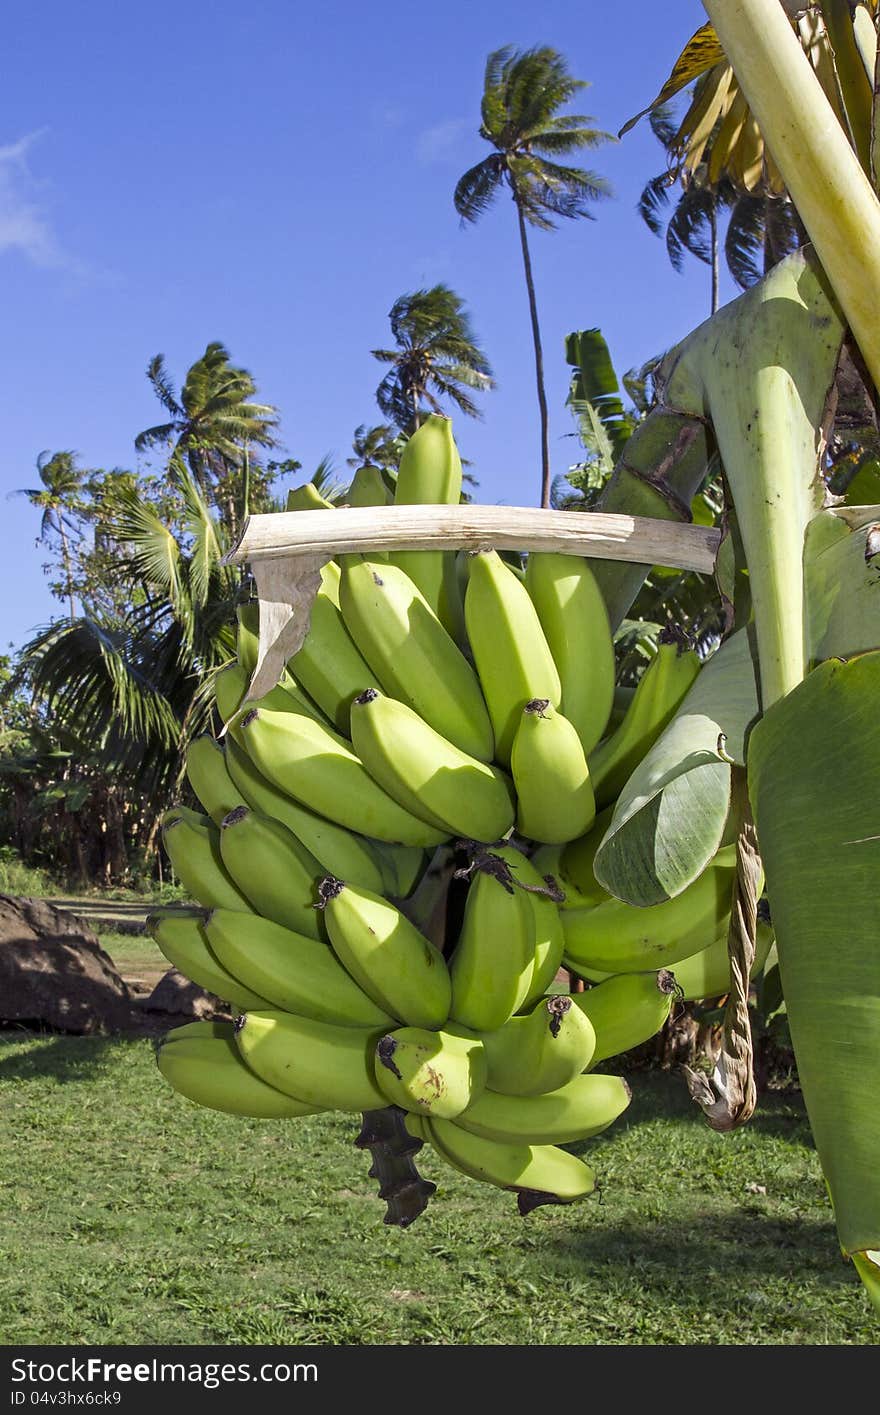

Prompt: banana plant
[{"left": 594, "top": 0, "right": 880, "bottom": 1309}]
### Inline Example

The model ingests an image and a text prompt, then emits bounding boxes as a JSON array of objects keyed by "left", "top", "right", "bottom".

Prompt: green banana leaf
[
  {"left": 564, "top": 328, "right": 636, "bottom": 463},
  {"left": 805, "top": 507, "right": 880, "bottom": 661},
  {"left": 748, "top": 651, "right": 880, "bottom": 1311},
  {"left": 592, "top": 628, "right": 758, "bottom": 906},
  {"left": 593, "top": 498, "right": 880, "bottom": 908}
]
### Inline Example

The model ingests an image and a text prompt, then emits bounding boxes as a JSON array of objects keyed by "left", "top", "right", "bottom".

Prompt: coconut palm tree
[
  {"left": 454, "top": 45, "right": 613, "bottom": 508},
  {"left": 371, "top": 284, "right": 494, "bottom": 435},
  {"left": 13, "top": 451, "right": 86, "bottom": 622},
  {"left": 638, "top": 104, "right": 801, "bottom": 309},
  {"left": 134, "top": 341, "right": 281, "bottom": 528}
]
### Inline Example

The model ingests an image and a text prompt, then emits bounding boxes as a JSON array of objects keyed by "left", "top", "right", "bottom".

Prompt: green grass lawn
[{"left": 0, "top": 1033, "right": 874, "bottom": 1345}]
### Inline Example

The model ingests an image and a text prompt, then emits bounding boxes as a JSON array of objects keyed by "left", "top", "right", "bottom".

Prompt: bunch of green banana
[{"left": 155, "top": 410, "right": 735, "bottom": 1218}]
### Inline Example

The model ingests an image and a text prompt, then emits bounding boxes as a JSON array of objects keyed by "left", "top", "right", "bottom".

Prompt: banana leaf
[
  {"left": 748, "top": 651, "right": 880, "bottom": 1312},
  {"left": 592, "top": 628, "right": 757, "bottom": 906},
  {"left": 594, "top": 501, "right": 880, "bottom": 908}
]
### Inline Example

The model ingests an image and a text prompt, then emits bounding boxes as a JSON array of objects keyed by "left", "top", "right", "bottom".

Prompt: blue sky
[{"left": 0, "top": 0, "right": 729, "bottom": 654}]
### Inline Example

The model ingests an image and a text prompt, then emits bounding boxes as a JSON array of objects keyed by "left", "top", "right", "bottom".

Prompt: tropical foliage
[{"left": 371, "top": 284, "right": 494, "bottom": 434}]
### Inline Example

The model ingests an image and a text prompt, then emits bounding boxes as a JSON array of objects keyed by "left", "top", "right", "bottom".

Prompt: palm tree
[
  {"left": 371, "top": 284, "right": 495, "bottom": 435},
  {"left": 134, "top": 341, "right": 281, "bottom": 529},
  {"left": 13, "top": 451, "right": 85, "bottom": 622},
  {"left": 454, "top": 45, "right": 613, "bottom": 508},
  {"left": 348, "top": 423, "right": 403, "bottom": 471},
  {"left": 639, "top": 104, "right": 800, "bottom": 308}
]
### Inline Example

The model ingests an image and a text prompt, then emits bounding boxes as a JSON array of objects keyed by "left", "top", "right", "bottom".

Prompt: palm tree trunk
[
  {"left": 56, "top": 514, "right": 76, "bottom": 624},
  {"left": 515, "top": 199, "right": 551, "bottom": 508},
  {"left": 412, "top": 385, "right": 421, "bottom": 432},
  {"left": 710, "top": 197, "right": 720, "bottom": 315}
]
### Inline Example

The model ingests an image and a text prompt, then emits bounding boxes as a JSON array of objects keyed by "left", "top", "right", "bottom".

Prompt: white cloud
[
  {"left": 416, "top": 118, "right": 471, "bottom": 164},
  {"left": 0, "top": 129, "right": 86, "bottom": 273}
]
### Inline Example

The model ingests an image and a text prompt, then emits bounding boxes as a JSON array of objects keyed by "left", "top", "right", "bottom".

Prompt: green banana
[
  {"left": 422, "top": 1116, "right": 597, "bottom": 1207},
  {"left": 203, "top": 908, "right": 394, "bottom": 1027},
  {"left": 218, "top": 806, "right": 324, "bottom": 940},
  {"left": 338, "top": 556, "right": 493, "bottom": 762},
  {"left": 571, "top": 970, "right": 679, "bottom": 1064},
  {"left": 234, "top": 1010, "right": 388, "bottom": 1112},
  {"left": 286, "top": 482, "right": 334, "bottom": 511},
  {"left": 454, "top": 1072, "right": 631, "bottom": 1146},
  {"left": 665, "top": 918, "right": 775, "bottom": 1002},
  {"left": 490, "top": 842, "right": 565, "bottom": 1011},
  {"left": 449, "top": 853, "right": 534, "bottom": 1031},
  {"left": 588, "top": 638, "right": 702, "bottom": 807},
  {"left": 464, "top": 549, "right": 562, "bottom": 766},
  {"left": 215, "top": 660, "right": 326, "bottom": 728},
  {"left": 158, "top": 1020, "right": 324, "bottom": 1118},
  {"left": 346, "top": 463, "right": 393, "bottom": 507},
  {"left": 185, "top": 735, "right": 248, "bottom": 825},
  {"left": 349, "top": 689, "right": 514, "bottom": 843},
  {"left": 160, "top": 808, "right": 252, "bottom": 912},
  {"left": 562, "top": 847, "right": 737, "bottom": 975},
  {"left": 320, "top": 876, "right": 452, "bottom": 1030},
  {"left": 524, "top": 551, "right": 616, "bottom": 754},
  {"left": 235, "top": 601, "right": 263, "bottom": 676},
  {"left": 510, "top": 699, "right": 596, "bottom": 844},
  {"left": 224, "top": 735, "right": 390, "bottom": 896},
  {"left": 235, "top": 705, "right": 449, "bottom": 848},
  {"left": 478, "top": 994, "right": 596, "bottom": 1096},
  {"left": 287, "top": 565, "right": 382, "bottom": 734},
  {"left": 147, "top": 908, "right": 271, "bottom": 1010},
  {"left": 373, "top": 1025, "right": 487, "bottom": 1119},
  {"left": 388, "top": 413, "right": 464, "bottom": 634}
]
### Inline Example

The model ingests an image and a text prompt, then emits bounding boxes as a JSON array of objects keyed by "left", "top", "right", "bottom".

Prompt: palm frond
[
  {"left": 453, "top": 155, "right": 505, "bottom": 223},
  {"left": 638, "top": 172, "right": 676, "bottom": 237}
]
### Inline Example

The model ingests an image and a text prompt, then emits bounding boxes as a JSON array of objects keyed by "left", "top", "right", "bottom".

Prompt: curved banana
[
  {"left": 338, "top": 556, "right": 493, "bottom": 762},
  {"left": 147, "top": 907, "right": 271, "bottom": 1010},
  {"left": 511, "top": 699, "right": 596, "bottom": 844},
  {"left": 478, "top": 994, "right": 596, "bottom": 1096},
  {"left": 218, "top": 806, "right": 324, "bottom": 940},
  {"left": 562, "top": 847, "right": 737, "bottom": 975},
  {"left": 424, "top": 1116, "right": 597, "bottom": 1206},
  {"left": 224, "top": 735, "right": 390, "bottom": 895},
  {"left": 454, "top": 1072, "right": 631, "bottom": 1146},
  {"left": 185, "top": 735, "right": 248, "bottom": 825},
  {"left": 234, "top": 1010, "right": 388, "bottom": 1112},
  {"left": 464, "top": 549, "right": 561, "bottom": 766},
  {"left": 449, "top": 853, "right": 534, "bottom": 1031},
  {"left": 349, "top": 690, "right": 514, "bottom": 843},
  {"left": 320, "top": 876, "right": 452, "bottom": 1029},
  {"left": 286, "top": 482, "right": 334, "bottom": 511},
  {"left": 490, "top": 843, "right": 565, "bottom": 1010},
  {"left": 235, "top": 705, "right": 449, "bottom": 848},
  {"left": 203, "top": 907, "right": 394, "bottom": 1027},
  {"left": 588, "top": 638, "right": 702, "bottom": 807},
  {"left": 666, "top": 918, "right": 775, "bottom": 1002},
  {"left": 373, "top": 1025, "right": 487, "bottom": 1119},
  {"left": 524, "top": 551, "right": 616, "bottom": 755},
  {"left": 287, "top": 566, "right": 382, "bottom": 735},
  {"left": 388, "top": 414, "right": 464, "bottom": 634},
  {"left": 158, "top": 1021, "right": 324, "bottom": 1118},
  {"left": 235, "top": 601, "right": 261, "bottom": 677},
  {"left": 160, "top": 808, "right": 252, "bottom": 912},
  {"left": 572, "top": 969, "right": 679, "bottom": 1064},
  {"left": 346, "top": 464, "right": 392, "bottom": 507}
]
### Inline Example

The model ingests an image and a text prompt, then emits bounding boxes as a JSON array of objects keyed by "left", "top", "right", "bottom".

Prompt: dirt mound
[
  {"left": 0, "top": 894, "right": 138, "bottom": 1034},
  {"left": 0, "top": 895, "right": 231, "bottom": 1036}
]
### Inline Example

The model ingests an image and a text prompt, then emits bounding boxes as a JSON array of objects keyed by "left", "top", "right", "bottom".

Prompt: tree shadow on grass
[
  {"left": 545, "top": 1209, "right": 855, "bottom": 1306},
  {"left": 0, "top": 1029, "right": 142, "bottom": 1083}
]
